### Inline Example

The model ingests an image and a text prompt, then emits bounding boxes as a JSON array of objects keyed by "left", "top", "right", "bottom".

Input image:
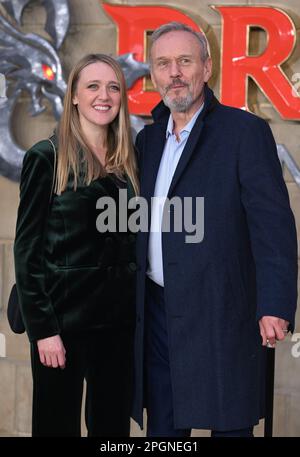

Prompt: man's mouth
[{"left": 166, "top": 82, "right": 188, "bottom": 93}]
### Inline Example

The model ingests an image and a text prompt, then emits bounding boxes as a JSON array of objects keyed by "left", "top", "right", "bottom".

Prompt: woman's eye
[
  {"left": 109, "top": 85, "right": 120, "bottom": 92},
  {"left": 88, "top": 84, "right": 98, "bottom": 89}
]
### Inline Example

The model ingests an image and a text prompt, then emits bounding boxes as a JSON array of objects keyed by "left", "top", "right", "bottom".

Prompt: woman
[{"left": 14, "top": 54, "right": 138, "bottom": 437}]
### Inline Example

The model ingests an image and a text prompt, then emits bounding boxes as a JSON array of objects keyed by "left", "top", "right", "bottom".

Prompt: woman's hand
[{"left": 37, "top": 335, "right": 66, "bottom": 369}]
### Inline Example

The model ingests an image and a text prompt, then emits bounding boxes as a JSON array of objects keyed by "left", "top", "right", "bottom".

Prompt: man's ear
[
  {"left": 204, "top": 57, "right": 212, "bottom": 83},
  {"left": 150, "top": 71, "right": 157, "bottom": 90}
]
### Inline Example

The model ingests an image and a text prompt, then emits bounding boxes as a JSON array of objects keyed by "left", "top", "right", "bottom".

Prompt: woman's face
[{"left": 72, "top": 61, "right": 121, "bottom": 131}]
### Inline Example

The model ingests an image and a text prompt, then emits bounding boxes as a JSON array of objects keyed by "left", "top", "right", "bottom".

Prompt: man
[{"left": 132, "top": 22, "right": 298, "bottom": 437}]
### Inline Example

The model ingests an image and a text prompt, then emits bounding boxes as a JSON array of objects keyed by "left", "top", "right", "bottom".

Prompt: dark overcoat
[
  {"left": 14, "top": 138, "right": 136, "bottom": 342},
  {"left": 132, "top": 86, "right": 298, "bottom": 431}
]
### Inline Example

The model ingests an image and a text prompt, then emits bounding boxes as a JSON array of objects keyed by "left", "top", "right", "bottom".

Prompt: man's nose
[{"left": 169, "top": 60, "right": 182, "bottom": 78}]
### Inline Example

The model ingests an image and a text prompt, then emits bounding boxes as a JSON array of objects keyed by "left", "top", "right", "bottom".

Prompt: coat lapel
[
  {"left": 167, "top": 86, "right": 217, "bottom": 197},
  {"left": 141, "top": 86, "right": 218, "bottom": 201},
  {"left": 142, "top": 112, "right": 168, "bottom": 203}
]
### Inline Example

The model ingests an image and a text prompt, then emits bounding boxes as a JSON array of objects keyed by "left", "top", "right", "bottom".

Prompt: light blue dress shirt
[{"left": 147, "top": 104, "right": 204, "bottom": 286}]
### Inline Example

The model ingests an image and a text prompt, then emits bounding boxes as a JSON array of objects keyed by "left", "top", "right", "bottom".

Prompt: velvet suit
[{"left": 14, "top": 138, "right": 136, "bottom": 436}]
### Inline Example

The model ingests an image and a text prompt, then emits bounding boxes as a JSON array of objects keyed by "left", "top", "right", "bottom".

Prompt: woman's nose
[{"left": 97, "top": 85, "right": 109, "bottom": 100}]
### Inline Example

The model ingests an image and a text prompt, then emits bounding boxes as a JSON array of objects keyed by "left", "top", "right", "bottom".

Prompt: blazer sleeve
[
  {"left": 14, "top": 143, "right": 61, "bottom": 342},
  {"left": 238, "top": 117, "right": 298, "bottom": 331},
  {"left": 135, "top": 129, "right": 145, "bottom": 170}
]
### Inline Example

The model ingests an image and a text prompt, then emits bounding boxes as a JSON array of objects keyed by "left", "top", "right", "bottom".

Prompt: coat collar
[
  {"left": 143, "top": 85, "right": 219, "bottom": 199},
  {"left": 151, "top": 84, "right": 218, "bottom": 124}
]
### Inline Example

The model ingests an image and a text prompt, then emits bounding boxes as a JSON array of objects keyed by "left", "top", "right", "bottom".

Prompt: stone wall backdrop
[{"left": 0, "top": 0, "right": 299, "bottom": 437}]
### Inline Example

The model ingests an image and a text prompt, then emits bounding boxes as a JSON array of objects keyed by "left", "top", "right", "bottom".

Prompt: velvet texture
[
  {"left": 14, "top": 139, "right": 136, "bottom": 342},
  {"left": 30, "top": 327, "right": 134, "bottom": 436}
]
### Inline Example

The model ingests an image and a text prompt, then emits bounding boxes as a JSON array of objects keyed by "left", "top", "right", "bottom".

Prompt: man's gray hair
[{"left": 150, "top": 22, "right": 210, "bottom": 63}]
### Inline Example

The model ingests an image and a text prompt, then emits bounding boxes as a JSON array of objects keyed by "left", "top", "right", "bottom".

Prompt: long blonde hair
[{"left": 56, "top": 54, "right": 138, "bottom": 195}]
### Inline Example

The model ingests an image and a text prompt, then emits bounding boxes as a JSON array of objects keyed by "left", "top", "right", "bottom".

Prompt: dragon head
[
  {"left": 0, "top": 0, "right": 69, "bottom": 120},
  {"left": 0, "top": 0, "right": 148, "bottom": 181},
  {"left": 0, "top": 0, "right": 69, "bottom": 180}
]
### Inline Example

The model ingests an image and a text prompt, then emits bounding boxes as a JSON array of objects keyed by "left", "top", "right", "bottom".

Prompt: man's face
[{"left": 150, "top": 30, "right": 212, "bottom": 114}]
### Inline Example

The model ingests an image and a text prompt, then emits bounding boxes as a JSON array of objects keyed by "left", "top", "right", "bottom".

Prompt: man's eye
[
  {"left": 157, "top": 61, "right": 168, "bottom": 68},
  {"left": 179, "top": 58, "right": 190, "bottom": 65}
]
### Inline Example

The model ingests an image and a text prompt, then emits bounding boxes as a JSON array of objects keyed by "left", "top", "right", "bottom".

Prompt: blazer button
[
  {"left": 105, "top": 237, "right": 113, "bottom": 245},
  {"left": 107, "top": 266, "right": 113, "bottom": 276},
  {"left": 128, "top": 234, "right": 135, "bottom": 243},
  {"left": 128, "top": 262, "right": 137, "bottom": 272}
]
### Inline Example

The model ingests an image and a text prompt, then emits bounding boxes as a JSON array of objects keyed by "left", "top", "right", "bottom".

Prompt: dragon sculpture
[
  {"left": 1, "top": 0, "right": 299, "bottom": 189},
  {"left": 0, "top": 0, "right": 149, "bottom": 181},
  {"left": 0, "top": 0, "right": 69, "bottom": 181}
]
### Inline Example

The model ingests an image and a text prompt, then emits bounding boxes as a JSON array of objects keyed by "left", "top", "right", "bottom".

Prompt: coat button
[
  {"left": 128, "top": 234, "right": 135, "bottom": 243},
  {"left": 128, "top": 262, "right": 137, "bottom": 272}
]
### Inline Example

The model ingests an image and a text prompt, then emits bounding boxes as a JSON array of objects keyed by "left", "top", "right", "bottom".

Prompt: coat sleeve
[
  {"left": 14, "top": 143, "right": 61, "bottom": 342},
  {"left": 238, "top": 116, "right": 298, "bottom": 331}
]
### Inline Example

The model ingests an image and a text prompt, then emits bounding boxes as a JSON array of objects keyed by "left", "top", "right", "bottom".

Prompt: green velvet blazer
[{"left": 14, "top": 139, "right": 136, "bottom": 342}]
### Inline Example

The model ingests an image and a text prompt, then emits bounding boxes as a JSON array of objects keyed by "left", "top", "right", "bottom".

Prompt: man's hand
[
  {"left": 37, "top": 335, "right": 66, "bottom": 369},
  {"left": 259, "top": 316, "right": 289, "bottom": 348}
]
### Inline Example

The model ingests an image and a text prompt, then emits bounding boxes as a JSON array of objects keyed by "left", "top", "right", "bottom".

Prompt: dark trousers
[
  {"left": 31, "top": 326, "right": 134, "bottom": 437},
  {"left": 144, "top": 278, "right": 254, "bottom": 438}
]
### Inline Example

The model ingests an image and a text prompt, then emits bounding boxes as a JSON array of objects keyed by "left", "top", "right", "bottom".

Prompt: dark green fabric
[{"left": 14, "top": 140, "right": 136, "bottom": 342}]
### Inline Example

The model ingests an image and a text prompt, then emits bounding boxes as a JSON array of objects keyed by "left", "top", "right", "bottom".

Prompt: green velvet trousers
[{"left": 30, "top": 326, "right": 134, "bottom": 437}]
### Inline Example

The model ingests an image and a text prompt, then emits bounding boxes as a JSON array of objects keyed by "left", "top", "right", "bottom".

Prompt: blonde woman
[{"left": 14, "top": 54, "right": 138, "bottom": 437}]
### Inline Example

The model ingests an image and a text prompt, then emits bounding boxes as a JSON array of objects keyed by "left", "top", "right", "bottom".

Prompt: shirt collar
[{"left": 166, "top": 103, "right": 204, "bottom": 139}]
